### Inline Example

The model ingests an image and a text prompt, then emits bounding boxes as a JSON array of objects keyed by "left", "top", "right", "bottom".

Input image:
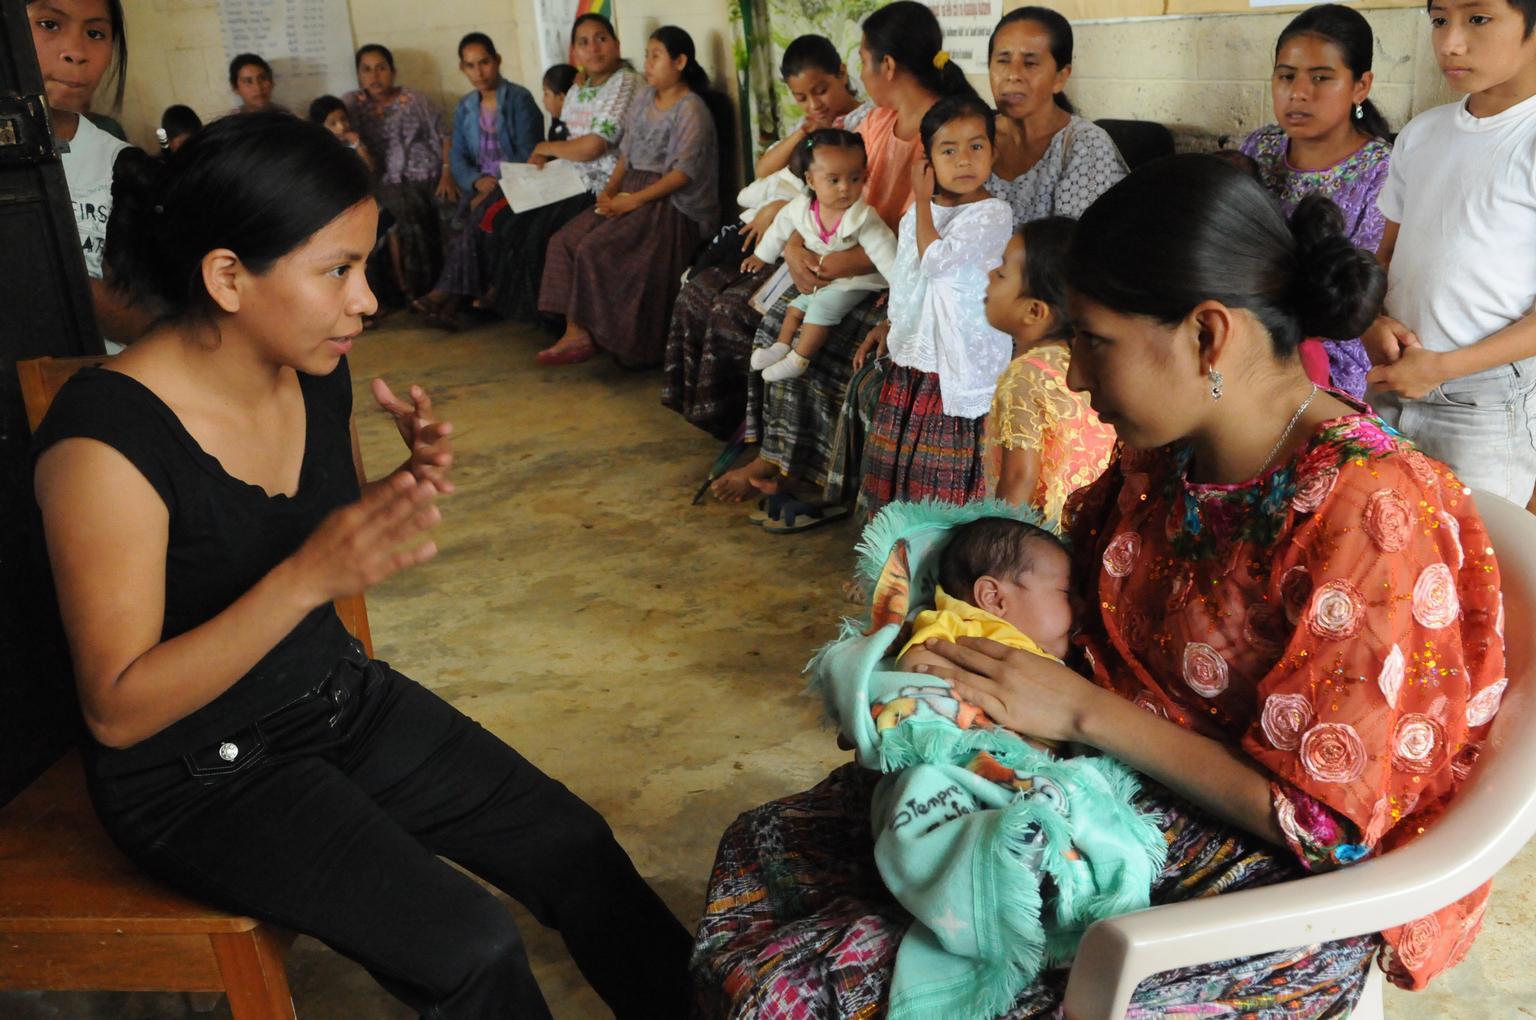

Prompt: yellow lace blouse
[{"left": 985, "top": 344, "right": 1116, "bottom": 522}]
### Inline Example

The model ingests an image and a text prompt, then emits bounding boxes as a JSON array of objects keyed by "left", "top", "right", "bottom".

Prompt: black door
[{"left": 0, "top": 0, "right": 104, "bottom": 804}]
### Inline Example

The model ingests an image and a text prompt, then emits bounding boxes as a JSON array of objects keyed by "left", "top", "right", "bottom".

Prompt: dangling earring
[
  {"left": 1208, "top": 368, "right": 1224, "bottom": 401},
  {"left": 1353, "top": 103, "right": 1364, "bottom": 121}
]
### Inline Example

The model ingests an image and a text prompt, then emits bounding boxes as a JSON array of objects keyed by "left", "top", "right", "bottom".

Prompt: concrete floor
[{"left": 6, "top": 317, "right": 1534, "bottom": 1018}]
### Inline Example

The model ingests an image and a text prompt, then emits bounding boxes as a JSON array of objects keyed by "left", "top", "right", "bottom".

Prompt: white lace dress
[{"left": 885, "top": 198, "right": 1015, "bottom": 419}]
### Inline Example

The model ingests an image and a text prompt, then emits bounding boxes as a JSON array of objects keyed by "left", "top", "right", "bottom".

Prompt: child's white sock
[
  {"left": 762, "top": 351, "right": 811, "bottom": 382},
  {"left": 751, "top": 342, "right": 792, "bottom": 370}
]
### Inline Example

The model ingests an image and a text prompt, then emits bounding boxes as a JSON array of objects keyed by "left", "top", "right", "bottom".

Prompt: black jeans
[{"left": 88, "top": 644, "right": 693, "bottom": 1019}]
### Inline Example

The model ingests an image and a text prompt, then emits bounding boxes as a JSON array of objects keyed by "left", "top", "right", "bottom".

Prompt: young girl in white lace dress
[{"left": 856, "top": 94, "right": 1014, "bottom": 517}]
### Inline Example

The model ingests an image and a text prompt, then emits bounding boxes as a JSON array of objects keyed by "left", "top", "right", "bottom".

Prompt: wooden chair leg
[{"left": 210, "top": 927, "right": 296, "bottom": 1020}]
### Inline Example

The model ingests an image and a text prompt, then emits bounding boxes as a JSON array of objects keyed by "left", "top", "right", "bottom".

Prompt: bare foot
[
  {"left": 747, "top": 473, "right": 780, "bottom": 496},
  {"left": 710, "top": 456, "right": 776, "bottom": 502},
  {"left": 536, "top": 329, "right": 598, "bottom": 365}
]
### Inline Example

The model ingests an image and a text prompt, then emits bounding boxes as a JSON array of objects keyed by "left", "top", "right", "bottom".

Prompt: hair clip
[{"left": 932, "top": 50, "right": 950, "bottom": 70}]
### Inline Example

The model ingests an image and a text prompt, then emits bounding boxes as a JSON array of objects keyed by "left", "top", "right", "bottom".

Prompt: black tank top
[{"left": 32, "top": 358, "right": 360, "bottom": 775}]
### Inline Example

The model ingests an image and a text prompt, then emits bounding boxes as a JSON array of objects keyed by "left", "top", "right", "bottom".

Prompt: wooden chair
[{"left": 0, "top": 355, "right": 375, "bottom": 1019}]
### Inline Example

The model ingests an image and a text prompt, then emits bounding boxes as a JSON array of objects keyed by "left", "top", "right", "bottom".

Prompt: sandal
[
  {"left": 747, "top": 492, "right": 791, "bottom": 524},
  {"left": 759, "top": 497, "right": 851, "bottom": 534}
]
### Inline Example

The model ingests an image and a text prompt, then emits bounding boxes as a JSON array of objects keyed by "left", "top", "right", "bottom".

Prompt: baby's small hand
[{"left": 741, "top": 254, "right": 767, "bottom": 273}]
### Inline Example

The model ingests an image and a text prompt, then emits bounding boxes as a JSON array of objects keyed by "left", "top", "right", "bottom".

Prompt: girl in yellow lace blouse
[{"left": 982, "top": 216, "right": 1117, "bottom": 523}]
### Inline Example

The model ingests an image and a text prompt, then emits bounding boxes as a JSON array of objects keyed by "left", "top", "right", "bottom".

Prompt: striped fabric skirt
[
  {"left": 746, "top": 288, "right": 886, "bottom": 487},
  {"left": 692, "top": 763, "right": 1377, "bottom": 1019},
  {"left": 485, "top": 191, "right": 595, "bottom": 323},
  {"left": 375, "top": 179, "right": 444, "bottom": 300},
  {"left": 858, "top": 363, "right": 987, "bottom": 518},
  {"left": 661, "top": 264, "right": 774, "bottom": 439}
]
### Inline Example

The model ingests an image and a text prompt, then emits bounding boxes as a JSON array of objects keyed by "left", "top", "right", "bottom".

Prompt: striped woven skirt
[
  {"left": 859, "top": 363, "right": 987, "bottom": 518},
  {"left": 692, "top": 763, "right": 1377, "bottom": 1019}
]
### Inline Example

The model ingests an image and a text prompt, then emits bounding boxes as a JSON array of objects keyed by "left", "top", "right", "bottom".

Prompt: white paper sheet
[{"left": 498, "top": 161, "right": 589, "bottom": 214}]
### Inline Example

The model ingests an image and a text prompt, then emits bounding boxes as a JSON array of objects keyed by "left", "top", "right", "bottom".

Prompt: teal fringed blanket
[{"left": 808, "top": 501, "right": 1167, "bottom": 1019}]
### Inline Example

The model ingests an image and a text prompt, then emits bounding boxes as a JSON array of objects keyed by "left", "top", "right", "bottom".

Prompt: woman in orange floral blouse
[{"left": 919, "top": 155, "right": 1507, "bottom": 997}]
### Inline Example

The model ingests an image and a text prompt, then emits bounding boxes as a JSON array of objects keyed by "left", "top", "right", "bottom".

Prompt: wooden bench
[{"left": 0, "top": 356, "right": 374, "bottom": 1019}]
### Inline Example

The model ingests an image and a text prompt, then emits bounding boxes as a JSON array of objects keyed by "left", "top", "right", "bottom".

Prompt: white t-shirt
[
  {"left": 60, "top": 115, "right": 132, "bottom": 280},
  {"left": 885, "top": 197, "right": 1014, "bottom": 418},
  {"left": 1378, "top": 94, "right": 1536, "bottom": 366}
]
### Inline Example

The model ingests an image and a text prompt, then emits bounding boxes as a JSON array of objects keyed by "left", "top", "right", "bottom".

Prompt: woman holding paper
[
  {"left": 483, "top": 13, "right": 641, "bottom": 325},
  {"left": 534, "top": 25, "right": 719, "bottom": 367}
]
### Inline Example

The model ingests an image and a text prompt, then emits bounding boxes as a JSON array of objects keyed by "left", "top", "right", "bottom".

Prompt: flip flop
[
  {"left": 760, "top": 498, "right": 851, "bottom": 534},
  {"left": 747, "top": 492, "right": 790, "bottom": 524}
]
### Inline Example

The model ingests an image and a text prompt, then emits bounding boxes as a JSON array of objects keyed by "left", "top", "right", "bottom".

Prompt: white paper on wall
[{"left": 219, "top": 0, "right": 359, "bottom": 110}]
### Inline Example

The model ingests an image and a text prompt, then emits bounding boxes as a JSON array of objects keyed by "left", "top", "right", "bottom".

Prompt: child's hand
[
  {"left": 1366, "top": 346, "right": 1449, "bottom": 400},
  {"left": 1362, "top": 315, "right": 1419, "bottom": 365},
  {"left": 372, "top": 378, "right": 455, "bottom": 494},
  {"left": 740, "top": 201, "right": 786, "bottom": 251},
  {"left": 741, "top": 254, "right": 767, "bottom": 273},
  {"left": 853, "top": 319, "right": 891, "bottom": 371},
  {"left": 911, "top": 157, "right": 936, "bottom": 205}
]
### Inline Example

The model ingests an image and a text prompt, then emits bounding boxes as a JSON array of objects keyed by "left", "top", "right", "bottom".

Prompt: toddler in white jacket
[{"left": 744, "top": 128, "right": 898, "bottom": 382}]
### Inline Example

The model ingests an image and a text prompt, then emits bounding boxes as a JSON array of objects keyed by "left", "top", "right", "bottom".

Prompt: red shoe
[{"left": 536, "top": 340, "right": 597, "bottom": 366}]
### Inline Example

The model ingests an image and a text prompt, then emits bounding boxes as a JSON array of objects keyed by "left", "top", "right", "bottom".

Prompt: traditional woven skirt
[
  {"left": 538, "top": 169, "right": 707, "bottom": 369},
  {"left": 661, "top": 264, "right": 774, "bottom": 439},
  {"left": 484, "top": 191, "right": 595, "bottom": 323},
  {"left": 745, "top": 287, "right": 886, "bottom": 486},
  {"left": 858, "top": 363, "right": 987, "bottom": 518},
  {"left": 375, "top": 178, "right": 444, "bottom": 299},
  {"left": 432, "top": 189, "right": 498, "bottom": 299},
  {"left": 693, "top": 763, "right": 1377, "bottom": 1019},
  {"left": 822, "top": 356, "right": 888, "bottom": 509}
]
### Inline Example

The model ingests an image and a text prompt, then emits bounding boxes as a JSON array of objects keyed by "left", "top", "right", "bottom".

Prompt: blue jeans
[{"left": 1372, "top": 360, "right": 1536, "bottom": 503}]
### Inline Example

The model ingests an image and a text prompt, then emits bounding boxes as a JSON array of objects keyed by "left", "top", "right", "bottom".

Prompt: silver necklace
[{"left": 1257, "top": 384, "right": 1320, "bottom": 475}]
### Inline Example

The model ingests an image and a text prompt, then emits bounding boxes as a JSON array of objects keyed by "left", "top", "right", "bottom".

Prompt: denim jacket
[{"left": 450, "top": 80, "right": 543, "bottom": 190}]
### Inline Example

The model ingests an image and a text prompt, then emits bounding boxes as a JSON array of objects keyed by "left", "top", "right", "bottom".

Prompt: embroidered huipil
[
  {"left": 1064, "top": 410, "right": 1507, "bottom": 990},
  {"left": 561, "top": 68, "right": 642, "bottom": 195},
  {"left": 344, "top": 87, "right": 445, "bottom": 185},
  {"left": 985, "top": 343, "right": 1117, "bottom": 522},
  {"left": 885, "top": 198, "right": 1014, "bottom": 418}
]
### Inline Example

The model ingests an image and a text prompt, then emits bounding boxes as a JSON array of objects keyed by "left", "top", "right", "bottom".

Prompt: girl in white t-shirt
[
  {"left": 28, "top": 0, "right": 143, "bottom": 347},
  {"left": 856, "top": 94, "right": 1014, "bottom": 518}
]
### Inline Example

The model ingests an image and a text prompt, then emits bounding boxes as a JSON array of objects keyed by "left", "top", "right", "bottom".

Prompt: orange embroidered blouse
[{"left": 1065, "top": 412, "right": 1507, "bottom": 990}]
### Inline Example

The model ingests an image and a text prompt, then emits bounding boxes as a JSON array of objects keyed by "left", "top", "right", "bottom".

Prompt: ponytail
[
  {"left": 1354, "top": 99, "right": 1392, "bottom": 142},
  {"left": 1065, "top": 155, "right": 1385, "bottom": 356},
  {"left": 650, "top": 25, "right": 710, "bottom": 93},
  {"left": 863, "top": 1, "right": 979, "bottom": 101}
]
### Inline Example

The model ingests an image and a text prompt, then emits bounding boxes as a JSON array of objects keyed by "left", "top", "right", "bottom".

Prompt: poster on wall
[
  {"left": 924, "top": 0, "right": 1000, "bottom": 77},
  {"left": 533, "top": 0, "right": 616, "bottom": 76},
  {"left": 218, "top": 0, "right": 358, "bottom": 110}
]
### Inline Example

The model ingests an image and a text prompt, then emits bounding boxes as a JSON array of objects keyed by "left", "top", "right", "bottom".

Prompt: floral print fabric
[
  {"left": 1064, "top": 410, "right": 1507, "bottom": 991},
  {"left": 344, "top": 87, "right": 446, "bottom": 186},
  {"left": 985, "top": 343, "right": 1117, "bottom": 523},
  {"left": 984, "top": 116, "right": 1127, "bottom": 225},
  {"left": 561, "top": 68, "right": 642, "bottom": 194}
]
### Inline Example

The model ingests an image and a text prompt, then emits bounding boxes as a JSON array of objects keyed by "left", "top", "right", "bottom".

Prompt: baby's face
[{"left": 981, "top": 537, "right": 1075, "bottom": 659}]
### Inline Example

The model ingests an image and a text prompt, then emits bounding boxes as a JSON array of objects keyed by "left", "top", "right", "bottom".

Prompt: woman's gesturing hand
[
  {"left": 287, "top": 472, "right": 441, "bottom": 605},
  {"left": 911, "top": 636, "right": 1102, "bottom": 743},
  {"left": 372, "top": 378, "right": 455, "bottom": 494}
]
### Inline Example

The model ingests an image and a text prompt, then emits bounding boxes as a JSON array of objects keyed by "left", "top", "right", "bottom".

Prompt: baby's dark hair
[
  {"left": 1019, "top": 216, "right": 1076, "bottom": 341},
  {"left": 938, "top": 518, "right": 1067, "bottom": 602},
  {"left": 788, "top": 128, "right": 867, "bottom": 181},
  {"left": 307, "top": 94, "right": 347, "bottom": 125},
  {"left": 543, "top": 63, "right": 578, "bottom": 94},
  {"left": 1208, "top": 148, "right": 1261, "bottom": 180},
  {"left": 919, "top": 94, "right": 997, "bottom": 158}
]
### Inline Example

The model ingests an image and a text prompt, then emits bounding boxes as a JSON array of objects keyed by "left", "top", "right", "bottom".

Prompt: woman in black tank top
[{"left": 32, "top": 112, "right": 691, "bottom": 1019}]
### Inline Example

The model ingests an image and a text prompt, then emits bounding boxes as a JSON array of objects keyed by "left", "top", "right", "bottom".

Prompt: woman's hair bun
[
  {"left": 1288, "top": 192, "right": 1385, "bottom": 341},
  {"left": 104, "top": 147, "right": 174, "bottom": 309}
]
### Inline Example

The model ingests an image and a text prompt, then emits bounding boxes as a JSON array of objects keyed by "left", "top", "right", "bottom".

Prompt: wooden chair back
[{"left": 17, "top": 355, "right": 374, "bottom": 657}]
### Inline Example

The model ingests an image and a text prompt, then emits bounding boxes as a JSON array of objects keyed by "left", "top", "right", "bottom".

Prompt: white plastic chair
[{"left": 1061, "top": 490, "right": 1536, "bottom": 1020}]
